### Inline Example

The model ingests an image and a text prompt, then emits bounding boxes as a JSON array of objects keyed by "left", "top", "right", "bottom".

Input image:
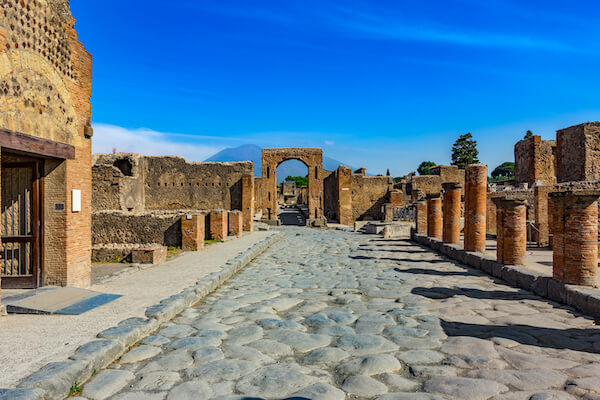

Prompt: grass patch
[{"left": 68, "top": 382, "right": 83, "bottom": 397}]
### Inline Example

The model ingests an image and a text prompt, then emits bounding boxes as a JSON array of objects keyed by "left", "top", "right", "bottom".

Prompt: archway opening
[{"left": 276, "top": 159, "right": 308, "bottom": 226}]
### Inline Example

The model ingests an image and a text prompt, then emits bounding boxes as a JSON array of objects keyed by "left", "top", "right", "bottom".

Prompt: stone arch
[{"left": 261, "top": 148, "right": 325, "bottom": 225}]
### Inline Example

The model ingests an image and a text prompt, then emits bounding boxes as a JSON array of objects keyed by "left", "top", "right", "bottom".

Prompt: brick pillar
[
  {"left": 442, "top": 182, "right": 462, "bottom": 244},
  {"left": 550, "top": 191, "right": 600, "bottom": 287},
  {"left": 464, "top": 164, "right": 488, "bottom": 253},
  {"left": 337, "top": 165, "right": 353, "bottom": 225},
  {"left": 181, "top": 214, "right": 205, "bottom": 251},
  {"left": 389, "top": 190, "right": 403, "bottom": 207},
  {"left": 415, "top": 199, "right": 428, "bottom": 235},
  {"left": 209, "top": 210, "right": 228, "bottom": 241},
  {"left": 241, "top": 175, "right": 254, "bottom": 232},
  {"left": 427, "top": 194, "right": 442, "bottom": 239},
  {"left": 533, "top": 185, "right": 551, "bottom": 245},
  {"left": 493, "top": 198, "right": 527, "bottom": 265},
  {"left": 228, "top": 210, "right": 243, "bottom": 236}
]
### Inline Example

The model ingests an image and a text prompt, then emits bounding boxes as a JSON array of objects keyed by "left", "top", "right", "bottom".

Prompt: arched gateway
[{"left": 261, "top": 148, "right": 326, "bottom": 226}]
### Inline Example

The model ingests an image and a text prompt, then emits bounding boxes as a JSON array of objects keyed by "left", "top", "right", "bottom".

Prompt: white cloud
[
  {"left": 91, "top": 123, "right": 225, "bottom": 161},
  {"left": 324, "top": 140, "right": 335, "bottom": 145}
]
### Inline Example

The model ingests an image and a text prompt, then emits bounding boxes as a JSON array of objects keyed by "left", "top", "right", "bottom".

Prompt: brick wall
[
  {"left": 556, "top": 122, "right": 600, "bottom": 183},
  {"left": 514, "top": 135, "right": 556, "bottom": 186}
]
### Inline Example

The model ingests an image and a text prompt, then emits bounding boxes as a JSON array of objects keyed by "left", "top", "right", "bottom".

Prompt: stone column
[
  {"left": 337, "top": 165, "right": 353, "bottom": 225},
  {"left": 427, "top": 194, "right": 442, "bottom": 239},
  {"left": 210, "top": 210, "right": 228, "bottom": 241},
  {"left": 415, "top": 199, "right": 428, "bottom": 235},
  {"left": 442, "top": 182, "right": 462, "bottom": 244},
  {"left": 550, "top": 191, "right": 600, "bottom": 287},
  {"left": 383, "top": 203, "right": 394, "bottom": 223},
  {"left": 493, "top": 198, "right": 527, "bottom": 265},
  {"left": 181, "top": 214, "right": 205, "bottom": 251},
  {"left": 464, "top": 164, "right": 488, "bottom": 253}
]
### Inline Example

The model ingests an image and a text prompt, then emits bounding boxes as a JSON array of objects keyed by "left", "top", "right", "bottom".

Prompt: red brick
[
  {"left": 442, "top": 182, "right": 462, "bottom": 244},
  {"left": 181, "top": 214, "right": 205, "bottom": 251}
]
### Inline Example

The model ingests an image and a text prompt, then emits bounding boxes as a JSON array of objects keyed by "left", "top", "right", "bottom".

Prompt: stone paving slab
[
  {"left": 70, "top": 227, "right": 600, "bottom": 400},
  {"left": 0, "top": 231, "right": 276, "bottom": 391}
]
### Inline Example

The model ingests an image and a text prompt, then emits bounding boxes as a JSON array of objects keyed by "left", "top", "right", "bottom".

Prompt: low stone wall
[{"left": 411, "top": 231, "right": 600, "bottom": 318}]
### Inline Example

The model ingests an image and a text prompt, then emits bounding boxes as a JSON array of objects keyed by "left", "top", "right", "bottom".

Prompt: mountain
[{"left": 205, "top": 144, "right": 352, "bottom": 183}]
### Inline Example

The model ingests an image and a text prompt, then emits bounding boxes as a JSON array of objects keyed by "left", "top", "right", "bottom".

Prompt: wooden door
[{"left": 1, "top": 162, "right": 41, "bottom": 288}]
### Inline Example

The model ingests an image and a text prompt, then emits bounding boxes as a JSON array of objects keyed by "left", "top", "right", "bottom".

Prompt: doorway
[{"left": 1, "top": 159, "right": 42, "bottom": 289}]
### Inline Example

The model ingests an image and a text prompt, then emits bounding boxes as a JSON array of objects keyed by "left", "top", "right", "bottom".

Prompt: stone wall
[
  {"left": 514, "top": 135, "right": 556, "bottom": 186},
  {"left": 92, "top": 154, "right": 254, "bottom": 261},
  {"left": 0, "top": 0, "right": 93, "bottom": 287},
  {"left": 351, "top": 174, "right": 394, "bottom": 221}
]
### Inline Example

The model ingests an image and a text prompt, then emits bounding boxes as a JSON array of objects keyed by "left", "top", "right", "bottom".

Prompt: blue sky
[{"left": 73, "top": 0, "right": 600, "bottom": 176}]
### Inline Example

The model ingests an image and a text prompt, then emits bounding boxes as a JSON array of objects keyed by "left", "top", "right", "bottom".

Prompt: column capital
[{"left": 442, "top": 182, "right": 462, "bottom": 191}]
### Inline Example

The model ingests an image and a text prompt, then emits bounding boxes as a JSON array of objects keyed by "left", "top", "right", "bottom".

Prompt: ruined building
[
  {"left": 92, "top": 154, "right": 254, "bottom": 262},
  {"left": 0, "top": 0, "right": 92, "bottom": 289}
]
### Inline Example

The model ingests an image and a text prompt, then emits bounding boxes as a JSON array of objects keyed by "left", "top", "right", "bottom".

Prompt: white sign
[{"left": 72, "top": 190, "right": 81, "bottom": 213}]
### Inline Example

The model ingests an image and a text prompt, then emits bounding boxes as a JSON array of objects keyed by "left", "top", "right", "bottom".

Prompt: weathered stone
[
  {"left": 236, "top": 363, "right": 319, "bottom": 398},
  {"left": 167, "top": 380, "right": 213, "bottom": 400},
  {"left": 341, "top": 375, "right": 388, "bottom": 397},
  {"left": 336, "top": 354, "right": 402, "bottom": 376},
  {"left": 120, "top": 345, "right": 161, "bottom": 364},
  {"left": 335, "top": 334, "right": 398, "bottom": 356},
  {"left": 424, "top": 377, "right": 509, "bottom": 400},
  {"left": 130, "top": 371, "right": 180, "bottom": 391},
  {"left": 81, "top": 370, "right": 135, "bottom": 400}
]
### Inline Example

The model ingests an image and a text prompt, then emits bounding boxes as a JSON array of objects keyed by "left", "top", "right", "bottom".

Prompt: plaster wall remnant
[
  {"left": 336, "top": 166, "right": 353, "bottom": 225},
  {"left": 0, "top": 0, "right": 92, "bottom": 290},
  {"left": 351, "top": 174, "right": 394, "bottom": 221},
  {"left": 556, "top": 122, "right": 600, "bottom": 183},
  {"left": 514, "top": 135, "right": 556, "bottom": 186},
  {"left": 261, "top": 148, "right": 325, "bottom": 225}
]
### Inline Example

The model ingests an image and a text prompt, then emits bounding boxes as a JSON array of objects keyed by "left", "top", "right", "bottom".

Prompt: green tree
[
  {"left": 491, "top": 161, "right": 515, "bottom": 179},
  {"left": 285, "top": 175, "right": 308, "bottom": 187},
  {"left": 417, "top": 161, "right": 437, "bottom": 175},
  {"left": 524, "top": 130, "right": 534, "bottom": 139},
  {"left": 451, "top": 133, "right": 479, "bottom": 169},
  {"left": 394, "top": 176, "right": 405, "bottom": 183}
]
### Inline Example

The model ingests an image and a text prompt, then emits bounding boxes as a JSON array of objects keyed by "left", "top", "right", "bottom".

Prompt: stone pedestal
[
  {"left": 550, "top": 191, "right": 600, "bottom": 287},
  {"left": 493, "top": 198, "right": 527, "bottom": 265},
  {"left": 229, "top": 210, "right": 244, "bottom": 236},
  {"left": 181, "top": 214, "right": 205, "bottom": 251},
  {"left": 210, "top": 210, "right": 228, "bottom": 241},
  {"left": 464, "top": 164, "right": 488, "bottom": 253},
  {"left": 415, "top": 199, "right": 428, "bottom": 235},
  {"left": 383, "top": 203, "right": 394, "bottom": 223},
  {"left": 132, "top": 246, "right": 167, "bottom": 264},
  {"left": 427, "top": 194, "right": 442, "bottom": 240},
  {"left": 442, "top": 182, "right": 462, "bottom": 244}
]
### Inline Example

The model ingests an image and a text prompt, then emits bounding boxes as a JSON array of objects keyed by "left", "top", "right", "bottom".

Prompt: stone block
[
  {"left": 531, "top": 276, "right": 550, "bottom": 298},
  {"left": 131, "top": 246, "right": 167, "bottom": 265},
  {"left": 547, "top": 279, "right": 567, "bottom": 303},
  {"left": 565, "top": 285, "right": 590, "bottom": 312},
  {"left": 181, "top": 214, "right": 205, "bottom": 251}
]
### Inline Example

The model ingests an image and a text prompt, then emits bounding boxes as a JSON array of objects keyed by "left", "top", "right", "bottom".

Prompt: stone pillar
[
  {"left": 228, "top": 210, "right": 243, "bottom": 236},
  {"left": 415, "top": 199, "right": 428, "bottom": 235},
  {"left": 493, "top": 198, "right": 527, "bottom": 265},
  {"left": 442, "top": 182, "right": 462, "bottom": 244},
  {"left": 209, "top": 210, "right": 228, "bottom": 241},
  {"left": 181, "top": 214, "right": 205, "bottom": 251},
  {"left": 383, "top": 203, "right": 394, "bottom": 223},
  {"left": 427, "top": 194, "right": 442, "bottom": 239},
  {"left": 464, "top": 164, "right": 488, "bottom": 253},
  {"left": 533, "top": 185, "right": 551, "bottom": 245},
  {"left": 241, "top": 175, "right": 254, "bottom": 232},
  {"left": 550, "top": 191, "right": 600, "bottom": 287},
  {"left": 337, "top": 165, "right": 353, "bottom": 225}
]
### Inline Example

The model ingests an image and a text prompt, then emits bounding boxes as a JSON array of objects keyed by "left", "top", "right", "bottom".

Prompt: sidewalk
[{"left": 0, "top": 231, "right": 273, "bottom": 388}]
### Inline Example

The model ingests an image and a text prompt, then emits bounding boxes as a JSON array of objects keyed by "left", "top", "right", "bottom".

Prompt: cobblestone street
[{"left": 82, "top": 228, "right": 600, "bottom": 400}]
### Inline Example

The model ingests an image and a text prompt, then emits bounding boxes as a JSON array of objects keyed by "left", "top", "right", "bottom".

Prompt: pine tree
[
  {"left": 386, "top": 169, "right": 391, "bottom": 176},
  {"left": 451, "top": 133, "right": 479, "bottom": 169},
  {"left": 524, "top": 130, "right": 534, "bottom": 139}
]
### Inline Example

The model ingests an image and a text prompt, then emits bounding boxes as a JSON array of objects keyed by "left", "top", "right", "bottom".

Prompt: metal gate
[{"left": 1, "top": 162, "right": 41, "bottom": 288}]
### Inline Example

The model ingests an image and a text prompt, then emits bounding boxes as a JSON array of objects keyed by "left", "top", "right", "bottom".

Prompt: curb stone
[
  {"left": 7, "top": 232, "right": 285, "bottom": 400},
  {"left": 410, "top": 230, "right": 600, "bottom": 319}
]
